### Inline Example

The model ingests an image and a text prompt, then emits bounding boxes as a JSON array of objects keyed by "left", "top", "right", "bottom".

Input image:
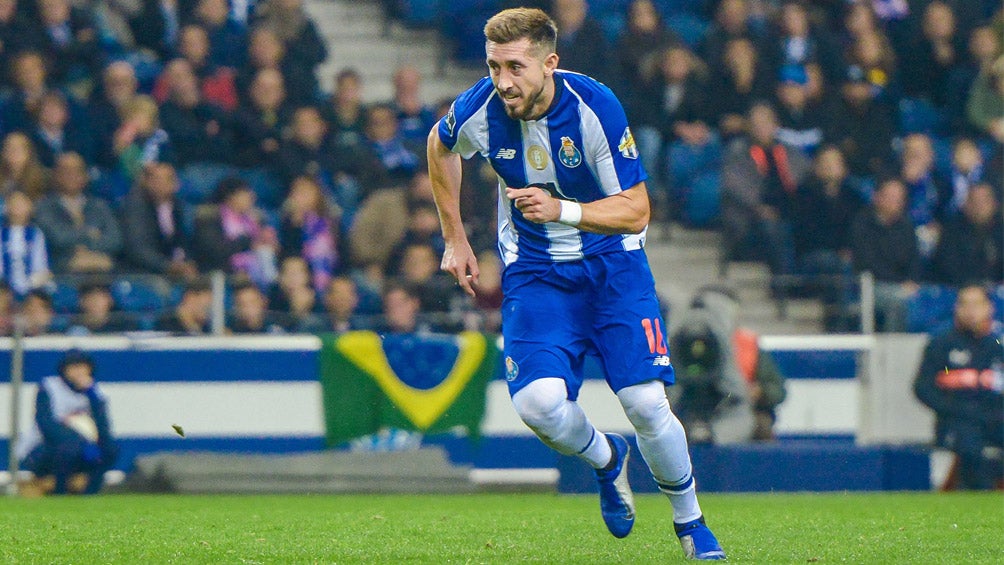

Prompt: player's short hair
[{"left": 484, "top": 8, "right": 557, "bottom": 56}]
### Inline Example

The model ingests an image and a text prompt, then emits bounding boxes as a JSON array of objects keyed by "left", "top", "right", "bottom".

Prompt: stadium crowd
[{"left": 0, "top": 0, "right": 999, "bottom": 336}]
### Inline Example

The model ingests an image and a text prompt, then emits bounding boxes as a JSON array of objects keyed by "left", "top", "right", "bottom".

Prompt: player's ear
[{"left": 543, "top": 52, "right": 559, "bottom": 76}]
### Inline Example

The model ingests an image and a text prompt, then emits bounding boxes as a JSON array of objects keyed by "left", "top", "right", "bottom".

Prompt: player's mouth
[{"left": 499, "top": 90, "right": 521, "bottom": 105}]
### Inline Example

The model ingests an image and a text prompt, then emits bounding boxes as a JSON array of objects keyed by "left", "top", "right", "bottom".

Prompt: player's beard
[{"left": 499, "top": 81, "right": 547, "bottom": 121}]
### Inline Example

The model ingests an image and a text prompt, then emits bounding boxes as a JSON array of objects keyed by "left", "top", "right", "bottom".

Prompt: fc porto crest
[
  {"left": 505, "top": 356, "right": 520, "bottom": 381},
  {"left": 558, "top": 136, "right": 582, "bottom": 168}
]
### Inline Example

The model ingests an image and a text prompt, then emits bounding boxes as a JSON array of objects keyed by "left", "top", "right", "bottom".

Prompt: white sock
[
  {"left": 511, "top": 378, "right": 612, "bottom": 469},
  {"left": 617, "top": 380, "right": 703, "bottom": 523}
]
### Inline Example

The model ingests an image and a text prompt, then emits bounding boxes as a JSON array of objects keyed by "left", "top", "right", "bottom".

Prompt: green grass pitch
[{"left": 1, "top": 492, "right": 1001, "bottom": 563}]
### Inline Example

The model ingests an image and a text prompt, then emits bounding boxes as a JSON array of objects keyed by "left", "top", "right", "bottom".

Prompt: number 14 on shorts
[{"left": 641, "top": 318, "right": 669, "bottom": 358}]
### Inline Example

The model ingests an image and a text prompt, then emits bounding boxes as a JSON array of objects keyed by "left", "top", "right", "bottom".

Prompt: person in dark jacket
[
  {"left": 16, "top": 350, "right": 119, "bottom": 496},
  {"left": 119, "top": 163, "right": 198, "bottom": 279},
  {"left": 932, "top": 183, "right": 1003, "bottom": 286},
  {"left": 850, "top": 177, "right": 921, "bottom": 332},
  {"left": 914, "top": 285, "right": 1003, "bottom": 490}
]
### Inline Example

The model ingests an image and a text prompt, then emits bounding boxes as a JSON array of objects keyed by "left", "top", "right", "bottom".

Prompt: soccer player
[{"left": 427, "top": 7, "right": 725, "bottom": 560}]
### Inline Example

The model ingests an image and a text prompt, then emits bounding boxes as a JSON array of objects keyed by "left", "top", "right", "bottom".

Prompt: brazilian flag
[{"left": 319, "top": 331, "right": 497, "bottom": 446}]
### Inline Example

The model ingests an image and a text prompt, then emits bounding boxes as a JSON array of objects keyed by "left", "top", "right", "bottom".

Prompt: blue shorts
[{"left": 501, "top": 249, "right": 675, "bottom": 399}]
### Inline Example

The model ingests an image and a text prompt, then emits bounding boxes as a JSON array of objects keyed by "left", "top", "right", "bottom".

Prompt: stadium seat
[
  {"left": 665, "top": 13, "right": 708, "bottom": 48},
  {"left": 51, "top": 282, "right": 79, "bottom": 314},
  {"left": 905, "top": 284, "right": 957, "bottom": 334},
  {"left": 112, "top": 278, "right": 167, "bottom": 312}
]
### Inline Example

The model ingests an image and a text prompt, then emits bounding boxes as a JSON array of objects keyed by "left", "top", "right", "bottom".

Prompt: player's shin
[{"left": 617, "top": 381, "right": 703, "bottom": 523}]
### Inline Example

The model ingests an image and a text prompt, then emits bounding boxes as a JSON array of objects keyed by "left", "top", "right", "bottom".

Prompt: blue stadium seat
[
  {"left": 898, "top": 98, "right": 946, "bottom": 136},
  {"left": 905, "top": 284, "right": 957, "bottom": 333},
  {"left": 665, "top": 13, "right": 708, "bottom": 48},
  {"left": 397, "top": 0, "right": 442, "bottom": 28},
  {"left": 112, "top": 278, "right": 167, "bottom": 312},
  {"left": 51, "top": 282, "right": 79, "bottom": 314}
]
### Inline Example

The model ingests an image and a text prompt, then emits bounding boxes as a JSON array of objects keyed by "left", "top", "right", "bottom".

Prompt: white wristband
[{"left": 558, "top": 201, "right": 582, "bottom": 226}]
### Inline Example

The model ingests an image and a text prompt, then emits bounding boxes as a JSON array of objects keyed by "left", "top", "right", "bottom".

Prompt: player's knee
[
  {"left": 618, "top": 382, "right": 672, "bottom": 436},
  {"left": 511, "top": 379, "right": 568, "bottom": 432}
]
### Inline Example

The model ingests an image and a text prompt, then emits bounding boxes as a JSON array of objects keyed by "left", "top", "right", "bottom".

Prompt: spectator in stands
[
  {"left": 947, "top": 25, "right": 1000, "bottom": 134},
  {"left": 392, "top": 241, "right": 458, "bottom": 315},
  {"left": 348, "top": 183, "right": 411, "bottom": 273},
  {"left": 266, "top": 255, "right": 319, "bottom": 326},
  {"left": 0, "top": 190, "right": 51, "bottom": 298},
  {"left": 617, "top": 0, "right": 675, "bottom": 107},
  {"left": 129, "top": 0, "right": 180, "bottom": 60},
  {"left": 88, "top": 61, "right": 140, "bottom": 170},
  {"left": 383, "top": 196, "right": 445, "bottom": 276},
  {"left": 324, "top": 68, "right": 366, "bottom": 148},
  {"left": 826, "top": 64, "right": 896, "bottom": 179},
  {"left": 34, "top": 152, "right": 122, "bottom": 275},
  {"left": 250, "top": 0, "right": 327, "bottom": 89},
  {"left": 707, "top": 37, "right": 771, "bottom": 141},
  {"left": 0, "top": 0, "right": 41, "bottom": 90},
  {"left": 16, "top": 349, "right": 118, "bottom": 496},
  {"left": 773, "top": 65, "right": 827, "bottom": 156},
  {"left": 273, "top": 105, "right": 333, "bottom": 186},
  {"left": 914, "top": 285, "right": 1003, "bottom": 490},
  {"left": 3, "top": 51, "right": 53, "bottom": 134},
  {"left": 167, "top": 23, "right": 239, "bottom": 111},
  {"left": 192, "top": 0, "right": 246, "bottom": 69},
  {"left": 471, "top": 249, "right": 503, "bottom": 333},
  {"left": 309, "top": 275, "right": 364, "bottom": 333},
  {"left": 155, "top": 277, "right": 212, "bottom": 334},
  {"left": 28, "top": 90, "right": 94, "bottom": 167},
  {"left": 390, "top": 65, "right": 436, "bottom": 143},
  {"left": 279, "top": 175, "right": 340, "bottom": 295},
  {"left": 899, "top": 133, "right": 951, "bottom": 256},
  {"left": 552, "top": 0, "right": 613, "bottom": 85},
  {"left": 193, "top": 176, "right": 278, "bottom": 287},
  {"left": 903, "top": 1, "right": 966, "bottom": 111},
  {"left": 0, "top": 281, "right": 12, "bottom": 335},
  {"left": 0, "top": 132, "right": 49, "bottom": 201},
  {"left": 844, "top": 29, "right": 898, "bottom": 104},
  {"left": 119, "top": 162, "right": 198, "bottom": 279},
  {"left": 720, "top": 102, "right": 809, "bottom": 286},
  {"left": 233, "top": 68, "right": 288, "bottom": 169},
  {"left": 932, "top": 183, "right": 1003, "bottom": 286},
  {"left": 375, "top": 279, "right": 429, "bottom": 335},
  {"left": 236, "top": 26, "right": 317, "bottom": 107},
  {"left": 701, "top": 0, "right": 762, "bottom": 74},
  {"left": 364, "top": 103, "right": 421, "bottom": 186},
  {"left": 633, "top": 45, "right": 716, "bottom": 226},
  {"left": 37, "top": 0, "right": 101, "bottom": 88},
  {"left": 111, "top": 95, "right": 173, "bottom": 185},
  {"left": 945, "top": 138, "right": 988, "bottom": 216},
  {"left": 850, "top": 177, "right": 920, "bottom": 332},
  {"left": 792, "top": 146, "right": 864, "bottom": 330},
  {"left": 21, "top": 288, "right": 55, "bottom": 336},
  {"left": 65, "top": 281, "right": 134, "bottom": 334},
  {"left": 158, "top": 58, "right": 236, "bottom": 172},
  {"left": 966, "top": 56, "right": 1004, "bottom": 144},
  {"left": 228, "top": 279, "right": 286, "bottom": 333},
  {"left": 767, "top": 0, "right": 843, "bottom": 85}
]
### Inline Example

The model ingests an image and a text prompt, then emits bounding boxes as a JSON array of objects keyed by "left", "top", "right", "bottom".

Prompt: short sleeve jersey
[{"left": 438, "top": 71, "right": 648, "bottom": 265}]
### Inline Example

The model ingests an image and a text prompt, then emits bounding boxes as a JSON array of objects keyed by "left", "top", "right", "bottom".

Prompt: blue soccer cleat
[
  {"left": 675, "top": 515, "right": 726, "bottom": 560},
  {"left": 594, "top": 433, "right": 635, "bottom": 538}
]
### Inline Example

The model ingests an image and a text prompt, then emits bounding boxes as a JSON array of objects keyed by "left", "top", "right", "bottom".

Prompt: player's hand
[
  {"left": 506, "top": 187, "right": 561, "bottom": 224},
  {"left": 442, "top": 238, "right": 480, "bottom": 297}
]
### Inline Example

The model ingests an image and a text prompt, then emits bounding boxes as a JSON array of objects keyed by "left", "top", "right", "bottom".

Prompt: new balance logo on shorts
[
  {"left": 652, "top": 355, "right": 671, "bottom": 366},
  {"left": 495, "top": 148, "right": 517, "bottom": 160}
]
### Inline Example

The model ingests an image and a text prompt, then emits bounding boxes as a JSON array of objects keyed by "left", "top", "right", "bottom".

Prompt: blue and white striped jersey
[{"left": 438, "top": 71, "right": 648, "bottom": 265}]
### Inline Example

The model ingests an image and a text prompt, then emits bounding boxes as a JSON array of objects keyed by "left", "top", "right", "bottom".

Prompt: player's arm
[
  {"left": 427, "top": 126, "right": 479, "bottom": 296},
  {"left": 506, "top": 181, "right": 651, "bottom": 235}
]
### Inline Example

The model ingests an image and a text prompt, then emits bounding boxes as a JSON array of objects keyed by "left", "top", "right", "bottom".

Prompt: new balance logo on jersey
[
  {"left": 495, "top": 148, "right": 517, "bottom": 160},
  {"left": 652, "top": 355, "right": 671, "bottom": 367}
]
